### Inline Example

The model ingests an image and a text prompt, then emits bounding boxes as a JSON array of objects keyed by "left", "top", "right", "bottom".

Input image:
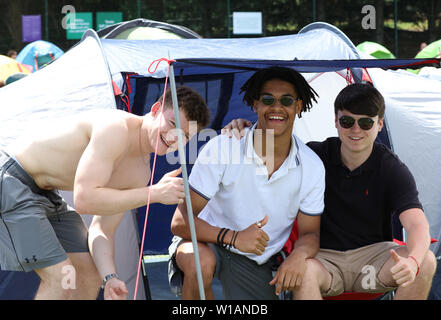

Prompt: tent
[
  {"left": 0, "top": 55, "right": 31, "bottom": 82},
  {"left": 0, "top": 21, "right": 440, "bottom": 299},
  {"left": 97, "top": 18, "right": 201, "bottom": 40},
  {"left": 16, "top": 40, "right": 64, "bottom": 72},
  {"left": 416, "top": 39, "right": 441, "bottom": 59},
  {"left": 356, "top": 41, "right": 396, "bottom": 59}
]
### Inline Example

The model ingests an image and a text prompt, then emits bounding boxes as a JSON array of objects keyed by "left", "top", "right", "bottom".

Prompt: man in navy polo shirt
[{"left": 224, "top": 83, "right": 437, "bottom": 300}]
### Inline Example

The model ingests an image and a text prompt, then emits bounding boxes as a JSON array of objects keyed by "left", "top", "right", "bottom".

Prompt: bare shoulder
[
  {"left": 85, "top": 109, "right": 142, "bottom": 144},
  {"left": 88, "top": 109, "right": 136, "bottom": 130}
]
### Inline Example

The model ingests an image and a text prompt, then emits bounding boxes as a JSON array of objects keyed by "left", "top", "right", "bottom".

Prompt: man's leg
[
  {"left": 34, "top": 252, "right": 101, "bottom": 300},
  {"left": 67, "top": 252, "right": 101, "bottom": 299},
  {"left": 378, "top": 246, "right": 437, "bottom": 300},
  {"left": 34, "top": 258, "right": 75, "bottom": 300},
  {"left": 175, "top": 241, "right": 216, "bottom": 300},
  {"left": 292, "top": 258, "right": 332, "bottom": 300}
]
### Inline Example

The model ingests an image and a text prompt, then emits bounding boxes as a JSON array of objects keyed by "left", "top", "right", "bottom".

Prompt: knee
[
  {"left": 420, "top": 250, "right": 437, "bottom": 279},
  {"left": 303, "top": 258, "right": 331, "bottom": 291},
  {"left": 81, "top": 268, "right": 102, "bottom": 291},
  {"left": 72, "top": 261, "right": 101, "bottom": 298},
  {"left": 303, "top": 258, "right": 324, "bottom": 280},
  {"left": 178, "top": 244, "right": 216, "bottom": 281}
]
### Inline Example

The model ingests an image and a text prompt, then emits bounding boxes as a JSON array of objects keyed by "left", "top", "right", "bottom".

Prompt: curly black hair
[{"left": 240, "top": 67, "right": 319, "bottom": 118}]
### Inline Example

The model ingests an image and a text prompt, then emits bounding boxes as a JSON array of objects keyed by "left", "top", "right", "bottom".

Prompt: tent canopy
[
  {"left": 16, "top": 40, "right": 64, "bottom": 72},
  {"left": 0, "top": 55, "right": 31, "bottom": 81},
  {"left": 1, "top": 22, "right": 441, "bottom": 300},
  {"left": 97, "top": 18, "right": 201, "bottom": 40},
  {"left": 415, "top": 39, "right": 441, "bottom": 59},
  {"left": 356, "top": 41, "right": 396, "bottom": 59}
]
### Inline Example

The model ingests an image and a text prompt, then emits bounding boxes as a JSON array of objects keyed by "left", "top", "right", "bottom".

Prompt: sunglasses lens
[
  {"left": 339, "top": 116, "right": 355, "bottom": 129},
  {"left": 280, "top": 96, "right": 295, "bottom": 106},
  {"left": 358, "top": 118, "right": 375, "bottom": 130},
  {"left": 339, "top": 116, "right": 375, "bottom": 130},
  {"left": 261, "top": 95, "right": 275, "bottom": 106}
]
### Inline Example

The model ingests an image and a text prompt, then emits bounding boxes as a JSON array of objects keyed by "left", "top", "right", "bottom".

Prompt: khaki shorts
[{"left": 316, "top": 241, "right": 402, "bottom": 296}]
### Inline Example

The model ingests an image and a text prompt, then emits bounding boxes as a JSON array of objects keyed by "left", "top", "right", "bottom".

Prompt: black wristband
[
  {"left": 220, "top": 228, "right": 229, "bottom": 248},
  {"left": 217, "top": 228, "right": 226, "bottom": 246},
  {"left": 232, "top": 230, "right": 239, "bottom": 249}
]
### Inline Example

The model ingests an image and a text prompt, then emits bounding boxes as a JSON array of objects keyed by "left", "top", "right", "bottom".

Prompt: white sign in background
[{"left": 233, "top": 12, "right": 262, "bottom": 35}]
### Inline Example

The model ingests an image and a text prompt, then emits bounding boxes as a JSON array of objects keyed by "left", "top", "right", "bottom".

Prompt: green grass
[{"left": 384, "top": 19, "right": 428, "bottom": 32}]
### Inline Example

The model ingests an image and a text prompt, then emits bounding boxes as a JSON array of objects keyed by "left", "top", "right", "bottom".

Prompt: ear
[
  {"left": 252, "top": 100, "right": 258, "bottom": 113},
  {"left": 295, "top": 100, "right": 303, "bottom": 115},
  {"left": 377, "top": 117, "right": 384, "bottom": 132},
  {"left": 151, "top": 102, "right": 161, "bottom": 116},
  {"left": 334, "top": 113, "right": 339, "bottom": 128}
]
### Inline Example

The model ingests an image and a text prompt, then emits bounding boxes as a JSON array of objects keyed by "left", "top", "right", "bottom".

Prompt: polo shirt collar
[
  {"left": 243, "top": 123, "right": 300, "bottom": 169},
  {"left": 329, "top": 137, "right": 377, "bottom": 173}
]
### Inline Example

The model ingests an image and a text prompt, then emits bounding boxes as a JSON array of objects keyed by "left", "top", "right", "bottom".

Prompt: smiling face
[
  {"left": 149, "top": 105, "right": 192, "bottom": 156},
  {"left": 253, "top": 79, "right": 302, "bottom": 139},
  {"left": 335, "top": 109, "right": 383, "bottom": 156}
]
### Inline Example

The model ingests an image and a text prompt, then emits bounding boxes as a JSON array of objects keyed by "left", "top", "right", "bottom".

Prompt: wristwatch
[{"left": 101, "top": 273, "right": 120, "bottom": 289}]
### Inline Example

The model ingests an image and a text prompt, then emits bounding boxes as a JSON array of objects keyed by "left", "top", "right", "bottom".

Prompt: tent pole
[{"left": 168, "top": 64, "right": 206, "bottom": 300}]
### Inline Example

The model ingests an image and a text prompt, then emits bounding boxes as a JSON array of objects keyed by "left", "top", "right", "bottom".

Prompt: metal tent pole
[{"left": 168, "top": 64, "right": 206, "bottom": 300}]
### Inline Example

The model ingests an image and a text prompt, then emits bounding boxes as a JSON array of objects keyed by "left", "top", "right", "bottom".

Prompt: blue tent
[
  {"left": 0, "top": 22, "right": 440, "bottom": 299},
  {"left": 16, "top": 40, "right": 64, "bottom": 72}
]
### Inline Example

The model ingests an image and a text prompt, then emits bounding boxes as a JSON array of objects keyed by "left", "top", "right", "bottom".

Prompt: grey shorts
[
  {"left": 168, "top": 236, "right": 278, "bottom": 300},
  {"left": 0, "top": 151, "right": 89, "bottom": 272}
]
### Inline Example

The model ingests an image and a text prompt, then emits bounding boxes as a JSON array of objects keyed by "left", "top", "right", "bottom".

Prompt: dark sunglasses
[
  {"left": 260, "top": 95, "right": 299, "bottom": 107},
  {"left": 338, "top": 115, "right": 375, "bottom": 130}
]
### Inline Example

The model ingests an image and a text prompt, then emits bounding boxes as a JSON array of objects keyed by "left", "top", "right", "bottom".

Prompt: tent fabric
[
  {"left": 97, "top": 18, "right": 201, "bottom": 40},
  {"left": 0, "top": 33, "right": 145, "bottom": 300},
  {"left": 0, "top": 55, "right": 31, "bottom": 81},
  {"left": 356, "top": 41, "right": 396, "bottom": 59},
  {"left": 171, "top": 57, "right": 437, "bottom": 75},
  {"left": 415, "top": 39, "right": 441, "bottom": 59},
  {"left": 1, "top": 21, "right": 441, "bottom": 299},
  {"left": 16, "top": 40, "right": 64, "bottom": 72},
  {"left": 0, "top": 35, "right": 115, "bottom": 148},
  {"left": 368, "top": 68, "right": 441, "bottom": 255}
]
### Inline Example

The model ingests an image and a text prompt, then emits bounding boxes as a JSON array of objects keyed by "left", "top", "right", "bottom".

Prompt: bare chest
[{"left": 107, "top": 155, "right": 151, "bottom": 189}]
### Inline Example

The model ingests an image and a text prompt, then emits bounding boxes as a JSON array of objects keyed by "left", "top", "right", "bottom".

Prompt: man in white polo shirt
[{"left": 169, "top": 67, "right": 325, "bottom": 299}]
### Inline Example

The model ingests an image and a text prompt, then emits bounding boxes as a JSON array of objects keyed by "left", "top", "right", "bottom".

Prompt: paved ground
[{"left": 144, "top": 259, "right": 224, "bottom": 300}]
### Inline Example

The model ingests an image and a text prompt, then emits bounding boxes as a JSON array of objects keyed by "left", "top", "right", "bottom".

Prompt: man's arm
[
  {"left": 221, "top": 118, "right": 252, "bottom": 139},
  {"left": 400, "top": 208, "right": 431, "bottom": 263},
  {"left": 171, "top": 188, "right": 270, "bottom": 255},
  {"left": 74, "top": 120, "right": 184, "bottom": 215},
  {"left": 171, "top": 188, "right": 214, "bottom": 242},
  {"left": 270, "top": 211, "right": 321, "bottom": 295},
  {"left": 88, "top": 214, "right": 128, "bottom": 300},
  {"left": 390, "top": 207, "right": 432, "bottom": 286}
]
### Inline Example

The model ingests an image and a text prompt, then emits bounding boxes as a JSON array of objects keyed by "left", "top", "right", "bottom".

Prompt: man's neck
[
  {"left": 138, "top": 116, "right": 154, "bottom": 156},
  {"left": 253, "top": 129, "right": 292, "bottom": 177},
  {"left": 340, "top": 144, "right": 373, "bottom": 172}
]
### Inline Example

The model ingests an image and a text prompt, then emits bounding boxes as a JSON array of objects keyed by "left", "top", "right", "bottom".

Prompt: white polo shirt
[{"left": 189, "top": 125, "right": 325, "bottom": 265}]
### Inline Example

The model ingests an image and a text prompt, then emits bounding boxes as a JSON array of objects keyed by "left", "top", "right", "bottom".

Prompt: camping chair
[{"left": 279, "top": 218, "right": 437, "bottom": 300}]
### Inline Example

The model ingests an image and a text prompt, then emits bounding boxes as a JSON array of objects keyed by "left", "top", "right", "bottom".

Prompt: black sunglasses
[
  {"left": 260, "top": 94, "right": 299, "bottom": 107},
  {"left": 338, "top": 115, "right": 375, "bottom": 130}
]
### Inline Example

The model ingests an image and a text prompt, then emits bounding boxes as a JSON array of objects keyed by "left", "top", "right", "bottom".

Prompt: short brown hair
[
  {"left": 161, "top": 86, "right": 210, "bottom": 130},
  {"left": 334, "top": 83, "right": 385, "bottom": 118}
]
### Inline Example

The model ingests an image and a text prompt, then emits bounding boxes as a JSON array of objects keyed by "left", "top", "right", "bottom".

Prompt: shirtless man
[{"left": 0, "top": 86, "right": 209, "bottom": 299}]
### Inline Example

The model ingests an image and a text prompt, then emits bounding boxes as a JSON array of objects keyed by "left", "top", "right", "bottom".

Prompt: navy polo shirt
[{"left": 307, "top": 137, "right": 423, "bottom": 251}]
